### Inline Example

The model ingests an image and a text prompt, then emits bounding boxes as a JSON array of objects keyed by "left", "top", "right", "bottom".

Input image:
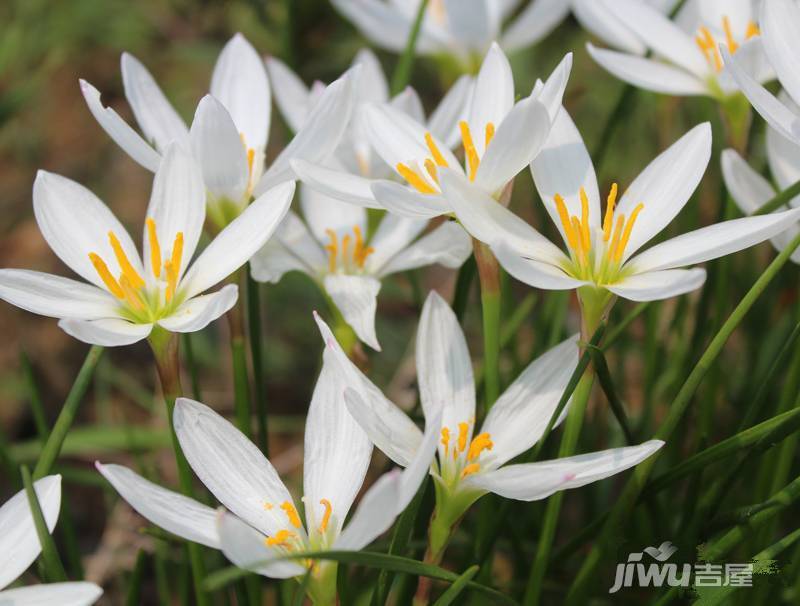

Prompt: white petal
[
  {"left": 365, "top": 214, "right": 429, "bottom": 273},
  {"left": 250, "top": 212, "right": 325, "bottom": 283},
  {"left": 530, "top": 53, "right": 573, "bottom": 122},
  {"left": 417, "top": 291, "right": 475, "bottom": 454},
  {"left": 0, "top": 270, "right": 117, "bottom": 320},
  {"left": 376, "top": 221, "right": 471, "bottom": 277},
  {"left": 607, "top": 268, "right": 707, "bottom": 301},
  {"left": 0, "top": 475, "right": 61, "bottom": 590},
  {"left": 323, "top": 274, "right": 381, "bottom": 350},
  {"left": 630, "top": 206, "right": 800, "bottom": 272},
  {"left": 493, "top": 242, "right": 586, "bottom": 290},
  {"left": 291, "top": 159, "right": 383, "bottom": 209},
  {"left": 501, "top": 0, "right": 571, "bottom": 52},
  {"left": 397, "top": 407, "right": 441, "bottom": 508},
  {"left": 217, "top": 510, "right": 305, "bottom": 579},
  {"left": 334, "top": 470, "right": 402, "bottom": 550},
  {"left": 481, "top": 336, "right": 579, "bottom": 469},
  {"left": 390, "top": 86, "right": 426, "bottom": 125},
  {"left": 766, "top": 92, "right": 800, "bottom": 191},
  {"left": 615, "top": 122, "right": 712, "bottom": 260},
  {"left": 468, "top": 43, "right": 514, "bottom": 155},
  {"left": 353, "top": 48, "right": 389, "bottom": 104},
  {"left": 79, "top": 79, "right": 161, "bottom": 172},
  {"left": 721, "top": 148, "right": 775, "bottom": 216},
  {"left": 189, "top": 96, "right": 249, "bottom": 205},
  {"left": 718, "top": 37, "right": 774, "bottom": 94},
  {"left": 300, "top": 183, "right": 367, "bottom": 243},
  {"left": 573, "top": 0, "right": 648, "bottom": 55},
  {"left": 0, "top": 582, "right": 103, "bottom": 606},
  {"left": 96, "top": 462, "right": 220, "bottom": 549},
  {"left": 303, "top": 350, "right": 373, "bottom": 535},
  {"left": 174, "top": 398, "right": 297, "bottom": 538},
  {"left": 587, "top": 44, "right": 707, "bottom": 96},
  {"left": 370, "top": 181, "right": 450, "bottom": 218},
  {"left": 158, "top": 284, "right": 238, "bottom": 333},
  {"left": 210, "top": 33, "right": 271, "bottom": 150},
  {"left": 761, "top": 0, "right": 800, "bottom": 108},
  {"left": 474, "top": 98, "right": 552, "bottom": 194},
  {"left": 531, "top": 107, "right": 601, "bottom": 247},
  {"left": 265, "top": 56, "right": 310, "bottom": 133},
  {"left": 465, "top": 440, "right": 664, "bottom": 501},
  {"left": 181, "top": 181, "right": 295, "bottom": 298},
  {"left": 427, "top": 75, "right": 473, "bottom": 148},
  {"left": 144, "top": 144, "right": 207, "bottom": 281},
  {"left": 121, "top": 53, "right": 188, "bottom": 151},
  {"left": 444, "top": 0, "right": 490, "bottom": 51},
  {"left": 32, "top": 171, "right": 144, "bottom": 291},
  {"left": 58, "top": 318, "right": 152, "bottom": 346}
]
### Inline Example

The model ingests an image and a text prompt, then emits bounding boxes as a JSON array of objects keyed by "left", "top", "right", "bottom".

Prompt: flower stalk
[{"left": 473, "top": 239, "right": 501, "bottom": 409}]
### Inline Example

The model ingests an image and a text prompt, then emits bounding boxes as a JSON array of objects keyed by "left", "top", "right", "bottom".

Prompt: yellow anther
[
  {"left": 119, "top": 275, "right": 144, "bottom": 310},
  {"left": 146, "top": 218, "right": 162, "bottom": 279},
  {"left": 164, "top": 260, "right": 178, "bottom": 303},
  {"left": 602, "top": 183, "right": 618, "bottom": 242},
  {"left": 424, "top": 132, "right": 448, "bottom": 167},
  {"left": 614, "top": 203, "right": 644, "bottom": 262},
  {"left": 460, "top": 463, "right": 480, "bottom": 479},
  {"left": 459, "top": 121, "right": 479, "bottom": 181},
  {"left": 88, "top": 253, "right": 124, "bottom": 299},
  {"left": 696, "top": 26, "right": 722, "bottom": 71},
  {"left": 108, "top": 231, "right": 144, "bottom": 289},
  {"left": 467, "top": 433, "right": 493, "bottom": 461},
  {"left": 281, "top": 501, "right": 302, "bottom": 529},
  {"left": 457, "top": 422, "right": 469, "bottom": 454},
  {"left": 170, "top": 231, "right": 184, "bottom": 279},
  {"left": 424, "top": 159, "right": 440, "bottom": 184},
  {"left": 579, "top": 187, "right": 591, "bottom": 253},
  {"left": 341, "top": 234, "right": 351, "bottom": 267},
  {"left": 263, "top": 502, "right": 273, "bottom": 510},
  {"left": 746, "top": 21, "right": 760, "bottom": 39},
  {"left": 722, "top": 16, "right": 738, "bottom": 53},
  {"left": 440, "top": 427, "right": 450, "bottom": 454},
  {"left": 325, "top": 229, "right": 338, "bottom": 273},
  {"left": 319, "top": 499, "right": 332, "bottom": 534},
  {"left": 554, "top": 194, "right": 578, "bottom": 250},
  {"left": 396, "top": 163, "right": 437, "bottom": 194},
  {"left": 265, "top": 529, "right": 296, "bottom": 547},
  {"left": 607, "top": 214, "right": 626, "bottom": 263},
  {"left": 485, "top": 122, "right": 495, "bottom": 148},
  {"left": 247, "top": 148, "right": 255, "bottom": 177}
]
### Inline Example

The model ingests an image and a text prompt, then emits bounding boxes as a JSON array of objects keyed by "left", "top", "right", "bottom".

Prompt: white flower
[
  {"left": 440, "top": 112, "right": 800, "bottom": 303},
  {"left": 96, "top": 353, "right": 440, "bottom": 592},
  {"left": 0, "top": 146, "right": 294, "bottom": 346},
  {"left": 0, "top": 475, "right": 102, "bottom": 606},
  {"left": 296, "top": 44, "right": 571, "bottom": 219},
  {"left": 330, "top": 0, "right": 570, "bottom": 67},
  {"left": 721, "top": 92, "right": 800, "bottom": 264},
  {"left": 318, "top": 291, "right": 663, "bottom": 510},
  {"left": 79, "top": 33, "right": 356, "bottom": 219},
  {"left": 584, "top": 0, "right": 771, "bottom": 98},
  {"left": 250, "top": 191, "right": 471, "bottom": 350}
]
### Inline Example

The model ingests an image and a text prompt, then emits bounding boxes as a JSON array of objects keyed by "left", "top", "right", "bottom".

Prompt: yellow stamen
[
  {"left": 614, "top": 203, "right": 644, "bottom": 262},
  {"left": 146, "top": 218, "right": 162, "bottom": 279},
  {"left": 571, "top": 217, "right": 586, "bottom": 264},
  {"left": 554, "top": 194, "right": 578, "bottom": 250},
  {"left": 325, "top": 229, "right": 338, "bottom": 273},
  {"left": 281, "top": 501, "right": 302, "bottom": 529},
  {"left": 424, "top": 132, "right": 448, "bottom": 167},
  {"left": 247, "top": 148, "right": 255, "bottom": 177},
  {"left": 353, "top": 225, "right": 371, "bottom": 267},
  {"left": 170, "top": 232, "right": 184, "bottom": 280},
  {"left": 108, "top": 231, "right": 144, "bottom": 289},
  {"left": 440, "top": 427, "right": 450, "bottom": 454},
  {"left": 579, "top": 187, "right": 591, "bottom": 252},
  {"left": 341, "top": 234, "right": 351, "bottom": 267},
  {"left": 424, "top": 159, "right": 440, "bottom": 184},
  {"left": 263, "top": 502, "right": 273, "bottom": 510},
  {"left": 607, "top": 214, "right": 626, "bottom": 263},
  {"left": 461, "top": 463, "right": 480, "bottom": 479},
  {"left": 746, "top": 21, "right": 760, "bottom": 39},
  {"left": 319, "top": 499, "right": 332, "bottom": 534},
  {"left": 485, "top": 122, "right": 495, "bottom": 148},
  {"left": 602, "top": 183, "right": 618, "bottom": 242},
  {"left": 88, "top": 253, "right": 124, "bottom": 299},
  {"left": 722, "top": 16, "right": 738, "bottom": 53},
  {"left": 457, "top": 422, "right": 469, "bottom": 453},
  {"left": 164, "top": 260, "right": 178, "bottom": 303},
  {"left": 396, "top": 163, "right": 436, "bottom": 194},
  {"left": 459, "top": 121, "right": 479, "bottom": 181},
  {"left": 697, "top": 26, "right": 722, "bottom": 71},
  {"left": 467, "top": 433, "right": 493, "bottom": 461},
  {"left": 265, "top": 529, "right": 296, "bottom": 547},
  {"left": 119, "top": 276, "right": 144, "bottom": 310}
]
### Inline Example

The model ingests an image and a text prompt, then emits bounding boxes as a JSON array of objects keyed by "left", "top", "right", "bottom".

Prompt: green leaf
[
  {"left": 21, "top": 465, "right": 67, "bottom": 582},
  {"left": 432, "top": 565, "right": 479, "bottom": 606},
  {"left": 753, "top": 177, "right": 800, "bottom": 215},
  {"left": 125, "top": 550, "right": 147, "bottom": 606},
  {"left": 390, "top": 0, "right": 429, "bottom": 95},
  {"left": 587, "top": 345, "right": 635, "bottom": 444}
]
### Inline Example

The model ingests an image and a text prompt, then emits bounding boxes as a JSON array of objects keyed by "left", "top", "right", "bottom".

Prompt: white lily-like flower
[
  {"left": 80, "top": 33, "right": 355, "bottom": 223},
  {"left": 585, "top": 0, "right": 771, "bottom": 98},
  {"left": 573, "top": 0, "right": 680, "bottom": 55},
  {"left": 296, "top": 44, "right": 571, "bottom": 219},
  {"left": 721, "top": 93, "right": 800, "bottom": 264},
  {"left": 317, "top": 291, "right": 663, "bottom": 547},
  {"left": 0, "top": 475, "right": 102, "bottom": 606},
  {"left": 439, "top": 112, "right": 800, "bottom": 316},
  {"left": 0, "top": 146, "right": 294, "bottom": 346},
  {"left": 330, "top": 0, "right": 570, "bottom": 68},
  {"left": 97, "top": 348, "right": 440, "bottom": 602}
]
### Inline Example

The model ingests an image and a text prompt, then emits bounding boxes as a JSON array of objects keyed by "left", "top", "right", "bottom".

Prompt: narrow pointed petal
[
  {"left": 211, "top": 33, "right": 271, "bottom": 150},
  {"left": 265, "top": 56, "right": 311, "bottom": 133},
  {"left": 761, "top": 0, "right": 800, "bottom": 109},
  {"left": 501, "top": 0, "right": 571, "bottom": 52},
  {"left": 158, "top": 284, "right": 238, "bottom": 333},
  {"left": 334, "top": 470, "right": 402, "bottom": 550},
  {"left": 607, "top": 268, "right": 707, "bottom": 301},
  {"left": 0, "top": 582, "right": 103, "bottom": 606},
  {"left": 181, "top": 181, "right": 295, "bottom": 299},
  {"left": 397, "top": 407, "right": 441, "bottom": 508},
  {"left": 174, "top": 398, "right": 296, "bottom": 539},
  {"left": 121, "top": 53, "right": 188, "bottom": 152},
  {"left": 390, "top": 86, "right": 426, "bottom": 124},
  {"left": 766, "top": 93, "right": 800, "bottom": 190},
  {"left": 370, "top": 181, "right": 450, "bottom": 218},
  {"left": 465, "top": 440, "right": 664, "bottom": 501},
  {"left": 0, "top": 475, "right": 61, "bottom": 589},
  {"left": 444, "top": 0, "right": 490, "bottom": 51},
  {"left": 427, "top": 75, "right": 473, "bottom": 148},
  {"left": 58, "top": 318, "right": 152, "bottom": 346},
  {"left": 721, "top": 149, "right": 775, "bottom": 215},
  {"left": 353, "top": 48, "right": 389, "bottom": 104},
  {"left": 79, "top": 79, "right": 161, "bottom": 172},
  {"left": 375, "top": 221, "right": 471, "bottom": 277},
  {"left": 468, "top": 43, "right": 515, "bottom": 154},
  {"left": 493, "top": 242, "right": 586, "bottom": 290},
  {"left": 530, "top": 52, "right": 573, "bottom": 121},
  {"left": 96, "top": 463, "right": 220, "bottom": 548},
  {"left": 291, "top": 159, "right": 383, "bottom": 209},
  {"left": 323, "top": 274, "right": 382, "bottom": 351}
]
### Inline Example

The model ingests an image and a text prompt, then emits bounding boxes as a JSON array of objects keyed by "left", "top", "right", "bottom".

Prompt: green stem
[
  {"left": 182, "top": 333, "right": 202, "bottom": 401},
  {"left": 21, "top": 465, "right": 67, "bottom": 582},
  {"left": 390, "top": 0, "right": 430, "bottom": 95},
  {"left": 33, "top": 345, "right": 103, "bottom": 480},
  {"left": 228, "top": 294, "right": 252, "bottom": 438},
  {"left": 473, "top": 239, "right": 501, "bottom": 410},
  {"left": 247, "top": 268, "right": 268, "bottom": 454},
  {"left": 753, "top": 177, "right": 800, "bottom": 215}
]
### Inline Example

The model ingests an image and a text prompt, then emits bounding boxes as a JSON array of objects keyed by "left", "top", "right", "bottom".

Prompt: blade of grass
[
  {"left": 390, "top": 0, "right": 429, "bottom": 95},
  {"left": 125, "top": 549, "right": 147, "bottom": 606},
  {"left": 21, "top": 465, "right": 67, "bottom": 582},
  {"left": 20, "top": 350, "right": 48, "bottom": 441},
  {"left": 587, "top": 345, "right": 635, "bottom": 444},
  {"left": 247, "top": 268, "right": 268, "bottom": 454},
  {"left": 432, "top": 565, "right": 479, "bottom": 606},
  {"left": 753, "top": 177, "right": 800, "bottom": 215}
]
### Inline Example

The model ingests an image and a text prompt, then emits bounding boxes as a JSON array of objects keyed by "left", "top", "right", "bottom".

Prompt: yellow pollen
[
  {"left": 459, "top": 121, "right": 479, "bottom": 181},
  {"left": 424, "top": 132, "right": 448, "bottom": 167},
  {"left": 281, "top": 501, "right": 302, "bottom": 529},
  {"left": 440, "top": 427, "right": 450, "bottom": 454},
  {"left": 396, "top": 163, "right": 436, "bottom": 194},
  {"left": 614, "top": 203, "right": 644, "bottom": 262},
  {"left": 263, "top": 502, "right": 273, "bottom": 510},
  {"left": 119, "top": 275, "right": 144, "bottom": 310},
  {"left": 457, "top": 422, "right": 469, "bottom": 453},
  {"left": 88, "top": 253, "right": 124, "bottom": 299},
  {"left": 467, "top": 433, "right": 493, "bottom": 461},
  {"left": 485, "top": 122, "right": 495, "bottom": 148},
  {"left": 325, "top": 229, "right": 338, "bottom": 273},
  {"left": 602, "top": 183, "right": 618, "bottom": 242},
  {"left": 108, "top": 231, "right": 144, "bottom": 289},
  {"left": 554, "top": 194, "right": 578, "bottom": 250},
  {"left": 265, "top": 529, "right": 296, "bottom": 547},
  {"left": 746, "top": 21, "right": 759, "bottom": 39},
  {"left": 319, "top": 499, "right": 332, "bottom": 534},
  {"left": 579, "top": 187, "right": 591, "bottom": 252},
  {"left": 146, "top": 218, "right": 162, "bottom": 279},
  {"left": 722, "top": 16, "right": 738, "bottom": 53},
  {"left": 461, "top": 463, "right": 480, "bottom": 479},
  {"left": 424, "top": 159, "right": 440, "bottom": 184}
]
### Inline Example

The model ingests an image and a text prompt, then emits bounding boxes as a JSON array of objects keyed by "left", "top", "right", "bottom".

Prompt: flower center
[
  {"left": 324, "top": 225, "right": 374, "bottom": 274},
  {"left": 552, "top": 183, "right": 644, "bottom": 284},
  {"left": 695, "top": 16, "right": 760, "bottom": 72},
  {"left": 395, "top": 122, "right": 495, "bottom": 194},
  {"left": 261, "top": 500, "right": 308, "bottom": 555},
  {"left": 88, "top": 217, "right": 184, "bottom": 321},
  {"left": 439, "top": 419, "right": 493, "bottom": 482}
]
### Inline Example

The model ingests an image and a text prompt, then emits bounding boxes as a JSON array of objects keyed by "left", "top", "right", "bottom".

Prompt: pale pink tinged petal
[
  {"left": 761, "top": 0, "right": 800, "bottom": 108},
  {"left": 158, "top": 284, "right": 238, "bottom": 333},
  {"left": 323, "top": 274, "right": 382, "bottom": 350},
  {"left": 573, "top": 0, "right": 648, "bottom": 55},
  {"left": 376, "top": 221, "right": 471, "bottom": 277},
  {"left": 0, "top": 582, "right": 103, "bottom": 606},
  {"left": 467, "top": 43, "right": 515, "bottom": 155},
  {"left": 501, "top": 0, "right": 571, "bottom": 52},
  {"left": 265, "top": 56, "right": 311, "bottom": 133},
  {"left": 370, "top": 180, "right": 450, "bottom": 218},
  {"left": 58, "top": 318, "right": 152, "bottom": 346},
  {"left": 606, "top": 268, "right": 707, "bottom": 301},
  {"left": 493, "top": 242, "right": 586, "bottom": 290},
  {"left": 291, "top": 159, "right": 383, "bottom": 209}
]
